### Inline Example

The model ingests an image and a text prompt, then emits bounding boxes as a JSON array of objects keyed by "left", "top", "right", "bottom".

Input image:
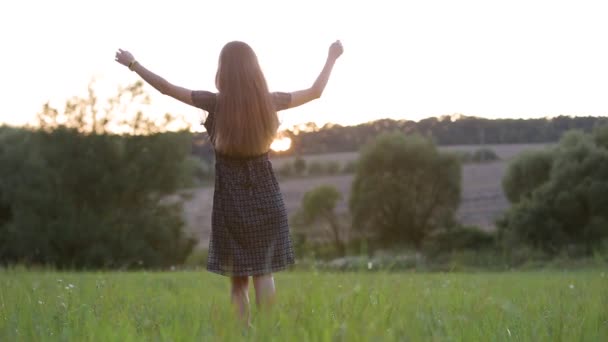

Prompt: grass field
[{"left": 1, "top": 269, "right": 606, "bottom": 341}]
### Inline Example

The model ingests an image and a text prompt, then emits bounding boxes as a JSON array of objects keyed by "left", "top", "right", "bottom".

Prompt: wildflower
[
  {"left": 68, "top": 284, "right": 75, "bottom": 289},
  {"left": 367, "top": 261, "right": 373, "bottom": 270},
  {"left": 507, "top": 328, "right": 512, "bottom": 337},
  {"left": 38, "top": 300, "right": 43, "bottom": 305},
  {"left": 569, "top": 284, "right": 575, "bottom": 289}
]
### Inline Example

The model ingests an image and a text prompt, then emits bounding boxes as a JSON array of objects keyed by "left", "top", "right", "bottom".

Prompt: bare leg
[
  {"left": 253, "top": 274, "right": 276, "bottom": 309},
  {"left": 230, "top": 276, "right": 250, "bottom": 325}
]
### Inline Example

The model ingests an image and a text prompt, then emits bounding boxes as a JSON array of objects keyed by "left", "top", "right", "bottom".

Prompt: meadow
[{"left": 1, "top": 269, "right": 606, "bottom": 341}]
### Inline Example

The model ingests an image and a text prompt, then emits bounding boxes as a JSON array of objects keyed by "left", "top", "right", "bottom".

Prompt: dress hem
[{"left": 206, "top": 261, "right": 295, "bottom": 277}]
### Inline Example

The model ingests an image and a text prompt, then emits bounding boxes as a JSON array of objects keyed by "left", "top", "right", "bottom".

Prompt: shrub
[
  {"left": 341, "top": 160, "right": 358, "bottom": 174},
  {"left": 350, "top": 133, "right": 461, "bottom": 249},
  {"left": 297, "top": 185, "right": 346, "bottom": 256},
  {"left": 307, "top": 161, "right": 324, "bottom": 176},
  {"left": 324, "top": 160, "right": 341, "bottom": 175},
  {"left": 423, "top": 225, "right": 496, "bottom": 257},
  {"left": 293, "top": 157, "right": 307, "bottom": 176},
  {"left": 471, "top": 147, "right": 499, "bottom": 162}
]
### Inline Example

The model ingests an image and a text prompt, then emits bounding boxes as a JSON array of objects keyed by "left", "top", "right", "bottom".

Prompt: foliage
[
  {"left": 502, "top": 149, "right": 554, "bottom": 203},
  {"left": 422, "top": 225, "right": 496, "bottom": 257},
  {"left": 36, "top": 80, "right": 190, "bottom": 135},
  {"left": 350, "top": 133, "right": 461, "bottom": 248},
  {"left": 275, "top": 115, "right": 608, "bottom": 157},
  {"left": 341, "top": 159, "right": 358, "bottom": 174},
  {"left": 470, "top": 147, "right": 499, "bottom": 162},
  {"left": 499, "top": 128, "right": 608, "bottom": 255},
  {"left": 295, "top": 185, "right": 346, "bottom": 256},
  {"left": 324, "top": 160, "right": 341, "bottom": 175},
  {"left": 306, "top": 161, "right": 324, "bottom": 176},
  {"left": 452, "top": 147, "right": 500, "bottom": 164},
  {"left": 0, "top": 82, "right": 197, "bottom": 269},
  {"left": 0, "top": 128, "right": 196, "bottom": 269},
  {"left": 293, "top": 156, "right": 307, "bottom": 176}
]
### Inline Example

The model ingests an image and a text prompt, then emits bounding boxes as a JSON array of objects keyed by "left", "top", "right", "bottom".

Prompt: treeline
[
  {"left": 190, "top": 114, "right": 608, "bottom": 159},
  {"left": 286, "top": 115, "right": 608, "bottom": 155}
]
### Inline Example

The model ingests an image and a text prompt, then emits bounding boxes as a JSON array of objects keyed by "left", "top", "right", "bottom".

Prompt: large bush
[
  {"left": 350, "top": 133, "right": 461, "bottom": 248},
  {"left": 498, "top": 128, "right": 608, "bottom": 254}
]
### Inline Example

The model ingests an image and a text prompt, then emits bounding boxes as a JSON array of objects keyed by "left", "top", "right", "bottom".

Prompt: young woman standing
[{"left": 115, "top": 40, "right": 343, "bottom": 324}]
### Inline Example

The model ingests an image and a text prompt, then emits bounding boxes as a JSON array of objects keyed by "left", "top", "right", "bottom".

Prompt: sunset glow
[
  {"left": 1, "top": 0, "right": 608, "bottom": 130},
  {"left": 270, "top": 137, "right": 292, "bottom": 152}
]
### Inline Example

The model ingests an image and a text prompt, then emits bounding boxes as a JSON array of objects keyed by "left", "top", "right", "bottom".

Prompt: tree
[
  {"left": 499, "top": 129, "right": 608, "bottom": 254},
  {"left": 502, "top": 149, "right": 553, "bottom": 203},
  {"left": 293, "top": 157, "right": 307, "bottom": 176},
  {"left": 0, "top": 82, "right": 197, "bottom": 269},
  {"left": 297, "top": 185, "right": 346, "bottom": 256},
  {"left": 349, "top": 133, "right": 461, "bottom": 249},
  {"left": 35, "top": 79, "right": 190, "bottom": 135}
]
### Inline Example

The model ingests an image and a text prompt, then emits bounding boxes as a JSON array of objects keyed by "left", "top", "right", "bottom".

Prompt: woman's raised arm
[
  {"left": 287, "top": 40, "right": 344, "bottom": 109},
  {"left": 115, "top": 49, "right": 195, "bottom": 107}
]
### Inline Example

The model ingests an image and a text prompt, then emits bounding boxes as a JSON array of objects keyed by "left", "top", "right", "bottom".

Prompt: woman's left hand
[{"left": 115, "top": 49, "right": 135, "bottom": 67}]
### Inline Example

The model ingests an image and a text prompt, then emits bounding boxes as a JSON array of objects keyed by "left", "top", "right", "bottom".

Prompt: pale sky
[{"left": 1, "top": 0, "right": 607, "bottom": 132}]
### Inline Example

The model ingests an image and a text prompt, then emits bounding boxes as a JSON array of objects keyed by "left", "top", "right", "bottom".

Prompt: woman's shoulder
[{"left": 191, "top": 91, "right": 217, "bottom": 112}]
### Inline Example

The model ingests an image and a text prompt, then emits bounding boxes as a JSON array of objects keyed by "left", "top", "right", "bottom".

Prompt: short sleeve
[
  {"left": 191, "top": 91, "right": 217, "bottom": 112},
  {"left": 271, "top": 92, "right": 292, "bottom": 111}
]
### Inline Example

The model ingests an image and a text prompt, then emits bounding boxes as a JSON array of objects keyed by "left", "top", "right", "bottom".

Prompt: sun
[{"left": 270, "top": 137, "right": 292, "bottom": 152}]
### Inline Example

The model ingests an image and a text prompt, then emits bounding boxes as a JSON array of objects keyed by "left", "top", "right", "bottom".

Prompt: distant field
[
  {"left": 1, "top": 270, "right": 605, "bottom": 341},
  {"left": 269, "top": 143, "right": 552, "bottom": 169},
  {"left": 183, "top": 144, "right": 552, "bottom": 247}
]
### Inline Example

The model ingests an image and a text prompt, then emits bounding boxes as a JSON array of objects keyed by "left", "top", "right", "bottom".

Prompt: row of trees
[{"left": 286, "top": 115, "right": 608, "bottom": 156}]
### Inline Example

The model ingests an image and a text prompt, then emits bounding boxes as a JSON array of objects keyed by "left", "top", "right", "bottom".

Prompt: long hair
[{"left": 213, "top": 41, "right": 279, "bottom": 156}]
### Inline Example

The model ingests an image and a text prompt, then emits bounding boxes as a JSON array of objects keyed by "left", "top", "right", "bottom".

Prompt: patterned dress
[{"left": 191, "top": 91, "right": 295, "bottom": 276}]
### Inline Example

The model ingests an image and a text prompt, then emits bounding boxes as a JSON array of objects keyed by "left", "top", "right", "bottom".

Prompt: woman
[{"left": 115, "top": 40, "right": 343, "bottom": 323}]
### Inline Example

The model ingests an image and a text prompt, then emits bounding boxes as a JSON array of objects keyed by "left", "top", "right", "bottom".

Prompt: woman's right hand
[
  {"left": 115, "top": 49, "right": 136, "bottom": 68},
  {"left": 328, "top": 40, "right": 344, "bottom": 61}
]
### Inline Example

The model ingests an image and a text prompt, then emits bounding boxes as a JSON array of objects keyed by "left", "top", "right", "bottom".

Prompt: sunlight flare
[{"left": 270, "top": 136, "right": 292, "bottom": 152}]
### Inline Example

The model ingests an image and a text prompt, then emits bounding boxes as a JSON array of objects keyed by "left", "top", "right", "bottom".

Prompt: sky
[{"left": 1, "top": 0, "right": 607, "bottom": 133}]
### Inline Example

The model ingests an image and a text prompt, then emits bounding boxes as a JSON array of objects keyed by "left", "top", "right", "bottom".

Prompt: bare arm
[
  {"left": 114, "top": 49, "right": 195, "bottom": 106},
  {"left": 288, "top": 40, "right": 344, "bottom": 108}
]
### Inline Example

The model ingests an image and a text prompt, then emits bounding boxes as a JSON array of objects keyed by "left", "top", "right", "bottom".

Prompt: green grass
[{"left": 1, "top": 269, "right": 607, "bottom": 341}]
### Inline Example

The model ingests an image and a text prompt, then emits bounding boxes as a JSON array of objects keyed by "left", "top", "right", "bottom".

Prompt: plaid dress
[{"left": 191, "top": 90, "right": 295, "bottom": 276}]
